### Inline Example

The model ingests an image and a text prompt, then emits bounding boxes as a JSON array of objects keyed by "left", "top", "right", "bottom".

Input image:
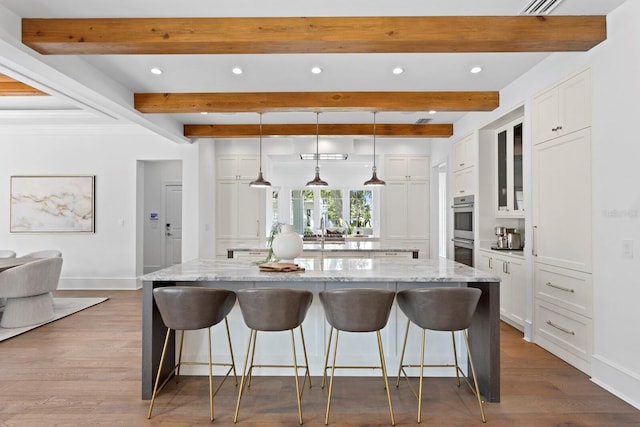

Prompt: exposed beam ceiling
[
  {"left": 22, "top": 16, "right": 607, "bottom": 55},
  {"left": 184, "top": 123, "right": 453, "bottom": 138},
  {"left": 135, "top": 91, "right": 499, "bottom": 114},
  {"left": 0, "top": 73, "right": 47, "bottom": 96}
]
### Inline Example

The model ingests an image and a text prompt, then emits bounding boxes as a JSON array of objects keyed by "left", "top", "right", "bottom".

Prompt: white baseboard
[
  {"left": 58, "top": 277, "right": 141, "bottom": 290},
  {"left": 592, "top": 354, "right": 640, "bottom": 410}
]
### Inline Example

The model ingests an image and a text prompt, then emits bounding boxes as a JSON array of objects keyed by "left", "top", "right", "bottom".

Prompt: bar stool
[
  {"left": 319, "top": 288, "right": 396, "bottom": 426},
  {"left": 233, "top": 288, "right": 313, "bottom": 425},
  {"left": 396, "top": 287, "right": 486, "bottom": 423},
  {"left": 148, "top": 286, "right": 237, "bottom": 421}
]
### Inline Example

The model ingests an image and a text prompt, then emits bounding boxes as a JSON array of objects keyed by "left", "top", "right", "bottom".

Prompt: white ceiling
[{"left": 0, "top": 0, "right": 628, "bottom": 142}]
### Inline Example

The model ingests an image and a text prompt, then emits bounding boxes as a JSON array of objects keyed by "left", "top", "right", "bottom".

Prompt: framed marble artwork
[{"left": 10, "top": 175, "right": 95, "bottom": 233}]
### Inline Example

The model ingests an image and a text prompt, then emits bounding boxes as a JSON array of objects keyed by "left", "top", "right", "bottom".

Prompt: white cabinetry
[
  {"left": 532, "top": 69, "right": 593, "bottom": 374},
  {"left": 452, "top": 134, "right": 475, "bottom": 196},
  {"left": 383, "top": 156, "right": 430, "bottom": 258},
  {"left": 216, "top": 155, "right": 263, "bottom": 256},
  {"left": 495, "top": 118, "right": 524, "bottom": 217},
  {"left": 532, "top": 69, "right": 591, "bottom": 145},
  {"left": 478, "top": 249, "right": 525, "bottom": 330}
]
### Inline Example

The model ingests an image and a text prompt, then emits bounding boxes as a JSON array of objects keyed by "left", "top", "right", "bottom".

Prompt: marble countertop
[
  {"left": 478, "top": 242, "right": 525, "bottom": 258},
  {"left": 142, "top": 257, "right": 500, "bottom": 283},
  {"left": 230, "top": 241, "right": 418, "bottom": 252}
]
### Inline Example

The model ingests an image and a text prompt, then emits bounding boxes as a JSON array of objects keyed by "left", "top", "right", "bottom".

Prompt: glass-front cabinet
[{"left": 495, "top": 118, "right": 524, "bottom": 217}]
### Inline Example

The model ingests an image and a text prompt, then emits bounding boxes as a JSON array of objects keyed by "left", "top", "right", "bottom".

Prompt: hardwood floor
[{"left": 1, "top": 289, "right": 639, "bottom": 426}]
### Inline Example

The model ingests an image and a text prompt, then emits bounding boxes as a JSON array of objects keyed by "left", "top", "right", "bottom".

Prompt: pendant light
[
  {"left": 249, "top": 112, "right": 272, "bottom": 188},
  {"left": 364, "top": 112, "right": 386, "bottom": 187},
  {"left": 306, "top": 112, "right": 329, "bottom": 187}
]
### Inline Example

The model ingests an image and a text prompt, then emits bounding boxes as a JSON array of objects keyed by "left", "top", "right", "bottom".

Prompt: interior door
[{"left": 164, "top": 184, "right": 182, "bottom": 267}]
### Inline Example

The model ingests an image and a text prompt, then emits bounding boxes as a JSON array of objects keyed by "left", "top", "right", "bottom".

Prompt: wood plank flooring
[{"left": 1, "top": 289, "right": 639, "bottom": 426}]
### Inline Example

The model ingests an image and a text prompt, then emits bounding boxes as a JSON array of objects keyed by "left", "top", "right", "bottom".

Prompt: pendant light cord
[
  {"left": 259, "top": 112, "right": 263, "bottom": 172},
  {"left": 373, "top": 111, "right": 377, "bottom": 169},
  {"left": 315, "top": 112, "right": 320, "bottom": 167}
]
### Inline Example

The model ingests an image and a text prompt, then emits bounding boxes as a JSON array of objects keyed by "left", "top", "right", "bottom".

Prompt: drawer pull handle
[
  {"left": 546, "top": 320, "right": 575, "bottom": 336},
  {"left": 545, "top": 282, "right": 575, "bottom": 293}
]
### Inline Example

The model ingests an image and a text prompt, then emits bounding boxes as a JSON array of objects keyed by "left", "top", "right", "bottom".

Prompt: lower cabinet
[
  {"left": 478, "top": 249, "right": 525, "bottom": 330},
  {"left": 533, "top": 262, "right": 593, "bottom": 374}
]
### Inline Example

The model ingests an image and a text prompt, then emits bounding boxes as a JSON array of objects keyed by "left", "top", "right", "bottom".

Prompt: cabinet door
[
  {"left": 217, "top": 157, "right": 240, "bottom": 180},
  {"left": 506, "top": 257, "right": 526, "bottom": 327},
  {"left": 477, "top": 251, "right": 494, "bottom": 274},
  {"left": 216, "top": 181, "right": 238, "bottom": 239},
  {"left": 559, "top": 69, "right": 591, "bottom": 137},
  {"left": 532, "top": 87, "right": 559, "bottom": 144},
  {"left": 407, "top": 157, "right": 429, "bottom": 180},
  {"left": 384, "top": 157, "right": 410, "bottom": 180},
  {"left": 236, "top": 182, "right": 261, "bottom": 239},
  {"left": 533, "top": 129, "right": 591, "bottom": 272},
  {"left": 453, "top": 135, "right": 473, "bottom": 172},
  {"left": 384, "top": 181, "right": 408, "bottom": 239},
  {"left": 237, "top": 156, "right": 260, "bottom": 180},
  {"left": 406, "top": 181, "right": 429, "bottom": 239},
  {"left": 453, "top": 168, "right": 473, "bottom": 196}
]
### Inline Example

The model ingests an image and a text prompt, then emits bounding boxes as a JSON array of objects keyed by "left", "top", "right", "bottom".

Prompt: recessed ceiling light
[
  {"left": 392, "top": 67, "right": 404, "bottom": 75},
  {"left": 429, "top": 110, "right": 437, "bottom": 115},
  {"left": 150, "top": 67, "right": 163, "bottom": 75},
  {"left": 311, "top": 66, "right": 323, "bottom": 74},
  {"left": 200, "top": 112, "right": 208, "bottom": 115},
  {"left": 470, "top": 66, "right": 483, "bottom": 74},
  {"left": 232, "top": 67, "right": 243, "bottom": 75}
]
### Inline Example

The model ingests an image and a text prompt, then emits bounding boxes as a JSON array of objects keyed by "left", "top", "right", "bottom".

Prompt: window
[
  {"left": 290, "top": 189, "right": 314, "bottom": 234},
  {"left": 349, "top": 190, "right": 372, "bottom": 228},
  {"left": 320, "top": 189, "right": 344, "bottom": 228}
]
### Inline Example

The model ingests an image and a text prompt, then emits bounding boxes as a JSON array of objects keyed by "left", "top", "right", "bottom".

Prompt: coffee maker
[{"left": 494, "top": 226, "right": 522, "bottom": 250}]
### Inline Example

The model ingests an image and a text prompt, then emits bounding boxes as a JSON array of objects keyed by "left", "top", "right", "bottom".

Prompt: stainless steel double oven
[{"left": 452, "top": 195, "right": 474, "bottom": 267}]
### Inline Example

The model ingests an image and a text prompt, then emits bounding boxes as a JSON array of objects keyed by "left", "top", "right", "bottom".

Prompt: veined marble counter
[
  {"left": 142, "top": 257, "right": 501, "bottom": 403},
  {"left": 142, "top": 257, "right": 498, "bottom": 283}
]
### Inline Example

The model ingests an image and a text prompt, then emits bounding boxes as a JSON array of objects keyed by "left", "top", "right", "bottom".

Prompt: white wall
[
  {"left": 438, "top": 0, "right": 640, "bottom": 408},
  {"left": 0, "top": 129, "right": 197, "bottom": 289}
]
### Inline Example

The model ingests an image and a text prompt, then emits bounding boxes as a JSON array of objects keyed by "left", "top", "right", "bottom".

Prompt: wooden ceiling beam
[
  {"left": 22, "top": 16, "right": 606, "bottom": 55},
  {"left": 184, "top": 123, "right": 453, "bottom": 138},
  {"left": 0, "top": 73, "right": 47, "bottom": 96},
  {"left": 135, "top": 91, "right": 499, "bottom": 113}
]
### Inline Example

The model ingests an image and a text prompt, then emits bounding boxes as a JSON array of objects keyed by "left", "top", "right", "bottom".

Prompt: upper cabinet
[
  {"left": 532, "top": 69, "right": 591, "bottom": 145},
  {"left": 452, "top": 134, "right": 474, "bottom": 173},
  {"left": 495, "top": 118, "right": 524, "bottom": 217},
  {"left": 452, "top": 134, "right": 475, "bottom": 197},
  {"left": 384, "top": 156, "right": 429, "bottom": 181},
  {"left": 217, "top": 156, "right": 260, "bottom": 180}
]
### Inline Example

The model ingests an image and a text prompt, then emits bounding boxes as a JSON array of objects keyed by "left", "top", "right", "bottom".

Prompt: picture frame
[{"left": 10, "top": 175, "right": 95, "bottom": 233}]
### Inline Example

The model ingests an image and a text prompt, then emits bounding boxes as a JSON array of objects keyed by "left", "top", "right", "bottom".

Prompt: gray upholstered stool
[
  {"left": 21, "top": 250, "right": 62, "bottom": 258},
  {"left": 396, "top": 287, "right": 486, "bottom": 423},
  {"left": 233, "top": 288, "right": 313, "bottom": 425},
  {"left": 0, "top": 250, "right": 16, "bottom": 258},
  {"left": 148, "top": 286, "right": 237, "bottom": 421},
  {"left": 319, "top": 288, "right": 396, "bottom": 426}
]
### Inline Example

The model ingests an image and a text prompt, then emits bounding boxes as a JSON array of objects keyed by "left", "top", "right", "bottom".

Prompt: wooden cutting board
[{"left": 258, "top": 262, "right": 305, "bottom": 272}]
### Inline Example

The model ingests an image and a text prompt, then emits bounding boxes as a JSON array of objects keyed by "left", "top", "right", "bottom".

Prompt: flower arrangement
[{"left": 259, "top": 222, "right": 283, "bottom": 264}]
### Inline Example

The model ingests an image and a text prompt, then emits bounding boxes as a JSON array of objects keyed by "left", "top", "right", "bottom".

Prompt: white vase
[{"left": 271, "top": 224, "right": 303, "bottom": 262}]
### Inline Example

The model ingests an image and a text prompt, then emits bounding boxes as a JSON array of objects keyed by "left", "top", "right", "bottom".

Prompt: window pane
[
  {"left": 349, "top": 190, "right": 372, "bottom": 228},
  {"left": 320, "top": 189, "right": 344, "bottom": 229},
  {"left": 291, "top": 189, "right": 314, "bottom": 234}
]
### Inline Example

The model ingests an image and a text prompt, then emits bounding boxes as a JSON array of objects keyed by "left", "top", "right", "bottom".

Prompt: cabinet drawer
[
  {"left": 535, "top": 263, "right": 592, "bottom": 318},
  {"left": 535, "top": 300, "right": 592, "bottom": 363}
]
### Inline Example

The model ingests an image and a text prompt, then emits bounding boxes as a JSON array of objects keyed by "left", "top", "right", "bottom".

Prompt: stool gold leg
[
  {"left": 208, "top": 327, "right": 214, "bottom": 421},
  {"left": 224, "top": 317, "right": 238, "bottom": 386},
  {"left": 324, "top": 329, "right": 339, "bottom": 425},
  {"left": 418, "top": 328, "right": 426, "bottom": 423},
  {"left": 147, "top": 328, "right": 172, "bottom": 419},
  {"left": 451, "top": 331, "right": 461, "bottom": 387},
  {"left": 291, "top": 329, "right": 303, "bottom": 425},
  {"left": 299, "top": 324, "right": 312, "bottom": 390},
  {"left": 234, "top": 330, "right": 256, "bottom": 423},
  {"left": 376, "top": 331, "right": 395, "bottom": 426},
  {"left": 321, "top": 326, "right": 333, "bottom": 389},
  {"left": 396, "top": 319, "right": 411, "bottom": 387},
  {"left": 176, "top": 330, "right": 185, "bottom": 383},
  {"left": 463, "top": 331, "right": 487, "bottom": 423},
  {"left": 247, "top": 331, "right": 258, "bottom": 388}
]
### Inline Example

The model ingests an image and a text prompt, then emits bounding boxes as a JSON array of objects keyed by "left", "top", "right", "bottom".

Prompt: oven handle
[
  {"left": 452, "top": 238, "right": 474, "bottom": 249},
  {"left": 451, "top": 203, "right": 474, "bottom": 209}
]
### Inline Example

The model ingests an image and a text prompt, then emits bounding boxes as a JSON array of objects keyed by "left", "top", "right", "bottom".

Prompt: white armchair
[{"left": 0, "top": 257, "right": 63, "bottom": 328}]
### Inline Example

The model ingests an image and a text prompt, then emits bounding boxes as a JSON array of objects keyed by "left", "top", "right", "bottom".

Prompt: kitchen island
[{"left": 142, "top": 257, "right": 501, "bottom": 401}]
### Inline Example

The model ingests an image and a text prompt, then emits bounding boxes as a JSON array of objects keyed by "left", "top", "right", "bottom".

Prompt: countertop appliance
[{"left": 492, "top": 227, "right": 523, "bottom": 250}]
